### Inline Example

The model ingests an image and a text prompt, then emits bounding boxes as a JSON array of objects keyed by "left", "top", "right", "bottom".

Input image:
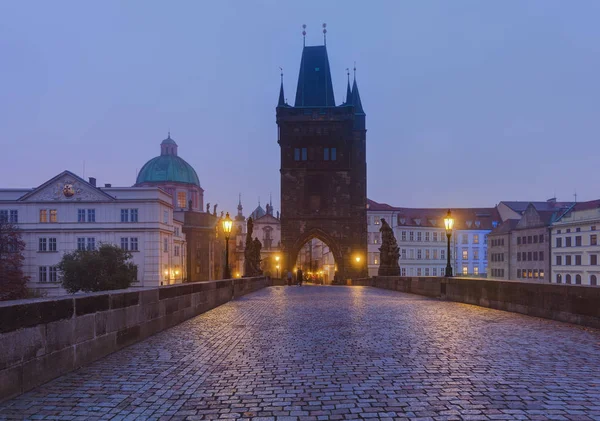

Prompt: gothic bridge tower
[{"left": 277, "top": 38, "right": 367, "bottom": 281}]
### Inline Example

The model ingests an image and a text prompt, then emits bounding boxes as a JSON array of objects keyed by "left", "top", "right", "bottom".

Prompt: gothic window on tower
[
  {"left": 331, "top": 148, "right": 337, "bottom": 161},
  {"left": 301, "top": 148, "right": 307, "bottom": 161},
  {"left": 177, "top": 192, "right": 186, "bottom": 209},
  {"left": 294, "top": 148, "right": 300, "bottom": 161}
]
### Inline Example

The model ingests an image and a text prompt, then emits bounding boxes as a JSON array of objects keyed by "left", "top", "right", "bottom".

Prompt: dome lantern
[{"left": 160, "top": 132, "right": 178, "bottom": 156}]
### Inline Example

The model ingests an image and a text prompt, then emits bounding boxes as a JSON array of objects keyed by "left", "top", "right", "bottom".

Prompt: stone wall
[
  {"left": 0, "top": 277, "right": 269, "bottom": 402},
  {"left": 357, "top": 276, "right": 600, "bottom": 329}
]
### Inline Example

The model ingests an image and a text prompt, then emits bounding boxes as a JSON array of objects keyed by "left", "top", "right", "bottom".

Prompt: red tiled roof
[
  {"left": 572, "top": 199, "right": 600, "bottom": 212},
  {"left": 500, "top": 200, "right": 572, "bottom": 213},
  {"left": 367, "top": 199, "right": 500, "bottom": 230}
]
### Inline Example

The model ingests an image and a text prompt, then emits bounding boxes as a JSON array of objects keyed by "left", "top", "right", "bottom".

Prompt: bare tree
[{"left": 0, "top": 221, "right": 28, "bottom": 301}]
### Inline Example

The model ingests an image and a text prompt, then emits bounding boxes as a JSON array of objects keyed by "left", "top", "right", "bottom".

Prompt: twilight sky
[{"left": 1, "top": 1, "right": 599, "bottom": 214}]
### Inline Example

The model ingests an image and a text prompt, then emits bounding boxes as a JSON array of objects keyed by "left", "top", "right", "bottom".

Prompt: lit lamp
[
  {"left": 444, "top": 209, "right": 454, "bottom": 277},
  {"left": 355, "top": 256, "right": 361, "bottom": 264},
  {"left": 275, "top": 255, "right": 280, "bottom": 278},
  {"left": 222, "top": 212, "right": 233, "bottom": 279}
]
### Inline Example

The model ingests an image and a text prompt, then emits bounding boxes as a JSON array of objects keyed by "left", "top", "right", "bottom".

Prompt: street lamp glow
[
  {"left": 275, "top": 255, "right": 280, "bottom": 262},
  {"left": 444, "top": 209, "right": 454, "bottom": 277},
  {"left": 222, "top": 212, "right": 233, "bottom": 279},
  {"left": 444, "top": 209, "right": 454, "bottom": 232},
  {"left": 222, "top": 212, "right": 233, "bottom": 235}
]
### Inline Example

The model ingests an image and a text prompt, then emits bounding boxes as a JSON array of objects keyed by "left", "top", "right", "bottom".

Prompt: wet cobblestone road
[{"left": 2, "top": 286, "right": 600, "bottom": 420}]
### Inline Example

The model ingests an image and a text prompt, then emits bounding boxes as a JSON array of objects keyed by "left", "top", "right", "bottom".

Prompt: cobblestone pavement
[{"left": 2, "top": 286, "right": 600, "bottom": 421}]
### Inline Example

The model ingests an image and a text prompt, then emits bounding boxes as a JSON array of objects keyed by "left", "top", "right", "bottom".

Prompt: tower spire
[
  {"left": 351, "top": 63, "right": 364, "bottom": 114},
  {"left": 345, "top": 68, "right": 352, "bottom": 104},
  {"left": 278, "top": 67, "right": 285, "bottom": 106},
  {"left": 322, "top": 23, "right": 327, "bottom": 45}
]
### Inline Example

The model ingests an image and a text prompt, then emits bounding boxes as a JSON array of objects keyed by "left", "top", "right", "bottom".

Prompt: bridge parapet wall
[
  {"left": 0, "top": 276, "right": 269, "bottom": 402},
  {"left": 360, "top": 276, "right": 600, "bottom": 329}
]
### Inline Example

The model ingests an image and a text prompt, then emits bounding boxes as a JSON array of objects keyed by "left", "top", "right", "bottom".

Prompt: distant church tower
[{"left": 277, "top": 30, "right": 367, "bottom": 281}]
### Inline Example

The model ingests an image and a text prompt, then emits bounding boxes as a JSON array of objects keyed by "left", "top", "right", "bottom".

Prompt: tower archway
[{"left": 289, "top": 229, "right": 343, "bottom": 285}]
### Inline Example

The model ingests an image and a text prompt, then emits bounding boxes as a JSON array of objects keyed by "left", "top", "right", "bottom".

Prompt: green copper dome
[{"left": 136, "top": 134, "right": 201, "bottom": 187}]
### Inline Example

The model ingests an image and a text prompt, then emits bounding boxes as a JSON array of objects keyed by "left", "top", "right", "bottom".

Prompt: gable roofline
[
  {"left": 18, "top": 170, "right": 116, "bottom": 202},
  {"left": 253, "top": 213, "right": 280, "bottom": 223},
  {"left": 367, "top": 199, "right": 500, "bottom": 230},
  {"left": 553, "top": 199, "right": 600, "bottom": 223}
]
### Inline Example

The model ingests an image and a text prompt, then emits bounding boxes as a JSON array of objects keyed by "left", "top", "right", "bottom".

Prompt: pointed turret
[
  {"left": 278, "top": 80, "right": 285, "bottom": 106},
  {"left": 236, "top": 193, "right": 245, "bottom": 221},
  {"left": 350, "top": 69, "right": 366, "bottom": 130},
  {"left": 351, "top": 78, "right": 365, "bottom": 115},
  {"left": 294, "top": 46, "right": 335, "bottom": 107},
  {"left": 345, "top": 77, "right": 352, "bottom": 105}
]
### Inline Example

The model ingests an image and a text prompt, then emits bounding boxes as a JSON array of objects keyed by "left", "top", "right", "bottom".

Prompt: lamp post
[
  {"left": 222, "top": 212, "right": 233, "bottom": 279},
  {"left": 275, "top": 255, "right": 280, "bottom": 278},
  {"left": 444, "top": 209, "right": 454, "bottom": 277}
]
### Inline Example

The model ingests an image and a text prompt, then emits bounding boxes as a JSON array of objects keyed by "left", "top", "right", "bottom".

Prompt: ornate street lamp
[
  {"left": 222, "top": 212, "right": 233, "bottom": 279},
  {"left": 444, "top": 209, "right": 454, "bottom": 277},
  {"left": 275, "top": 255, "right": 280, "bottom": 278}
]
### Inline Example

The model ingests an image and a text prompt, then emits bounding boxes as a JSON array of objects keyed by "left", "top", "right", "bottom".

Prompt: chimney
[
  {"left": 88, "top": 177, "right": 96, "bottom": 187},
  {"left": 104, "top": 183, "right": 112, "bottom": 188}
]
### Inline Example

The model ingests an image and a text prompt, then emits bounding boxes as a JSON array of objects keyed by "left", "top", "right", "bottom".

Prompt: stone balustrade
[
  {"left": 349, "top": 276, "right": 600, "bottom": 329},
  {"left": 0, "top": 277, "right": 269, "bottom": 402}
]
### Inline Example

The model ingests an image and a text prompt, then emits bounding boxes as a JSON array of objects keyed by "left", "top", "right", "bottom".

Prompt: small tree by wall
[
  {"left": 0, "top": 221, "right": 29, "bottom": 301},
  {"left": 58, "top": 244, "right": 137, "bottom": 293}
]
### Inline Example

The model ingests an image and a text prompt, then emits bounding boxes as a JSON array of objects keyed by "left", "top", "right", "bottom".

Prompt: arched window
[
  {"left": 262, "top": 226, "right": 273, "bottom": 250},
  {"left": 575, "top": 274, "right": 581, "bottom": 284},
  {"left": 556, "top": 274, "right": 562, "bottom": 283},
  {"left": 591, "top": 275, "right": 598, "bottom": 286},
  {"left": 566, "top": 274, "right": 572, "bottom": 284}
]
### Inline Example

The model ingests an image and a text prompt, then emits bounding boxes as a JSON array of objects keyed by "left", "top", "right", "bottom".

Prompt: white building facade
[
  {"left": 0, "top": 171, "right": 186, "bottom": 296},
  {"left": 367, "top": 200, "right": 498, "bottom": 278},
  {"left": 550, "top": 200, "right": 600, "bottom": 286}
]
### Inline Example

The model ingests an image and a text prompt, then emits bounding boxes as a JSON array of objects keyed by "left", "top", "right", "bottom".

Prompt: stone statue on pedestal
[
  {"left": 378, "top": 218, "right": 400, "bottom": 276},
  {"left": 244, "top": 217, "right": 263, "bottom": 276}
]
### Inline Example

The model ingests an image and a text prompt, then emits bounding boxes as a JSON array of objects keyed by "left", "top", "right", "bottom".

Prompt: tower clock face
[{"left": 63, "top": 183, "right": 75, "bottom": 197}]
